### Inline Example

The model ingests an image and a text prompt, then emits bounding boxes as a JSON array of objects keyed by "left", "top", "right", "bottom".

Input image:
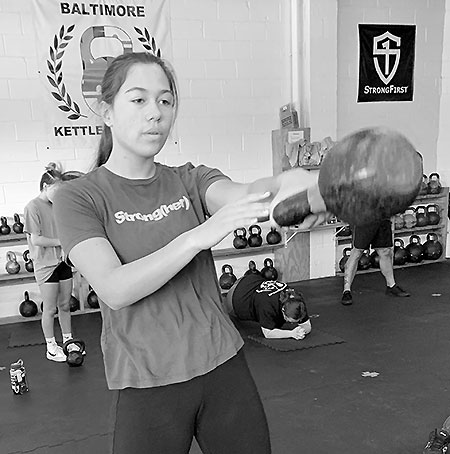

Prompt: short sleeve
[
  {"left": 254, "top": 299, "right": 280, "bottom": 330},
  {"left": 23, "top": 201, "right": 42, "bottom": 236}
]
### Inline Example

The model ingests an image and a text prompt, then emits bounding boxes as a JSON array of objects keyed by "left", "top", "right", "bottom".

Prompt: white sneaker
[{"left": 46, "top": 345, "right": 66, "bottom": 362}]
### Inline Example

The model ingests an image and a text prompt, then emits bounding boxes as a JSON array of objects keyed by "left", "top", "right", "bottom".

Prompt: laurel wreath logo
[
  {"left": 47, "top": 24, "right": 87, "bottom": 121},
  {"left": 134, "top": 27, "right": 161, "bottom": 57}
]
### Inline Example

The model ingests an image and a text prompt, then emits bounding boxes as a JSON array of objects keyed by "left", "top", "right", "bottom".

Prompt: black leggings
[{"left": 110, "top": 349, "right": 271, "bottom": 454}]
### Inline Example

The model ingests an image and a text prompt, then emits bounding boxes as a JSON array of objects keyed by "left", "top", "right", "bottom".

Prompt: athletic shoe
[
  {"left": 386, "top": 284, "right": 410, "bottom": 297},
  {"left": 46, "top": 345, "right": 67, "bottom": 362},
  {"left": 423, "top": 428, "right": 450, "bottom": 453},
  {"left": 341, "top": 290, "right": 353, "bottom": 306}
]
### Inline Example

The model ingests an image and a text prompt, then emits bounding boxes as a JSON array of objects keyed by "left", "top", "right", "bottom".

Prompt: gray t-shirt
[
  {"left": 53, "top": 162, "right": 244, "bottom": 389},
  {"left": 23, "top": 197, "right": 63, "bottom": 285}
]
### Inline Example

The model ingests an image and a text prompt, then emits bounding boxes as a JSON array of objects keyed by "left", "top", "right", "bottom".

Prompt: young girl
[
  {"left": 24, "top": 164, "right": 75, "bottom": 362},
  {"left": 53, "top": 52, "right": 328, "bottom": 453}
]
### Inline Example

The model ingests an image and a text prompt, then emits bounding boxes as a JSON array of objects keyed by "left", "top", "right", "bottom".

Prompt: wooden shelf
[
  {"left": 0, "top": 273, "right": 35, "bottom": 286},
  {"left": 212, "top": 243, "right": 283, "bottom": 258},
  {"left": 0, "top": 233, "right": 27, "bottom": 245}
]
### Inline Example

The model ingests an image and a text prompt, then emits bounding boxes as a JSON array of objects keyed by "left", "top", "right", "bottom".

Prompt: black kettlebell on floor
[
  {"left": 370, "top": 250, "right": 380, "bottom": 268},
  {"left": 426, "top": 204, "right": 441, "bottom": 225},
  {"left": 69, "top": 295, "right": 80, "bottom": 312},
  {"left": 219, "top": 264, "right": 237, "bottom": 290},
  {"left": 423, "top": 232, "right": 443, "bottom": 260},
  {"left": 12, "top": 213, "right": 24, "bottom": 234},
  {"left": 339, "top": 247, "right": 351, "bottom": 273},
  {"left": 23, "top": 250, "right": 34, "bottom": 272},
  {"left": 266, "top": 227, "right": 282, "bottom": 245},
  {"left": 232, "top": 228, "right": 247, "bottom": 249},
  {"left": 415, "top": 205, "right": 428, "bottom": 227},
  {"left": 261, "top": 258, "right": 278, "bottom": 281},
  {"left": 19, "top": 291, "right": 38, "bottom": 317},
  {"left": 357, "top": 250, "right": 372, "bottom": 270},
  {"left": 247, "top": 225, "right": 263, "bottom": 247},
  {"left": 405, "top": 234, "right": 424, "bottom": 263},
  {"left": 0, "top": 216, "right": 11, "bottom": 235},
  {"left": 6, "top": 251, "right": 20, "bottom": 274},
  {"left": 244, "top": 260, "right": 260, "bottom": 276},
  {"left": 428, "top": 172, "right": 442, "bottom": 194},
  {"left": 393, "top": 238, "right": 408, "bottom": 266},
  {"left": 63, "top": 339, "right": 86, "bottom": 367},
  {"left": 87, "top": 288, "right": 100, "bottom": 309}
]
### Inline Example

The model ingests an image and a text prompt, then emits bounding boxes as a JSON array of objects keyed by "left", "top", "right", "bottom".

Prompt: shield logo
[{"left": 372, "top": 31, "right": 401, "bottom": 85}]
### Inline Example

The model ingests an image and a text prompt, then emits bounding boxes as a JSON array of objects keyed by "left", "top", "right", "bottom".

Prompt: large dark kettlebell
[
  {"left": 12, "top": 213, "right": 24, "bottom": 234},
  {"left": 63, "top": 339, "right": 86, "bottom": 367},
  {"left": 370, "top": 250, "right": 380, "bottom": 268},
  {"left": 428, "top": 172, "right": 442, "bottom": 194},
  {"left": 415, "top": 205, "right": 428, "bottom": 227},
  {"left": 426, "top": 204, "right": 441, "bottom": 225},
  {"left": 393, "top": 213, "right": 404, "bottom": 230},
  {"left": 23, "top": 250, "right": 34, "bottom": 273},
  {"left": 5, "top": 251, "right": 20, "bottom": 274},
  {"left": 244, "top": 260, "right": 260, "bottom": 276},
  {"left": 357, "top": 250, "right": 372, "bottom": 270},
  {"left": 419, "top": 174, "right": 429, "bottom": 195},
  {"left": 69, "top": 295, "right": 80, "bottom": 312},
  {"left": 19, "top": 291, "right": 38, "bottom": 317},
  {"left": 393, "top": 238, "right": 408, "bottom": 266},
  {"left": 405, "top": 234, "right": 424, "bottom": 263},
  {"left": 219, "top": 264, "right": 237, "bottom": 290},
  {"left": 247, "top": 225, "right": 263, "bottom": 248},
  {"left": 403, "top": 207, "right": 417, "bottom": 229},
  {"left": 266, "top": 227, "right": 282, "bottom": 245},
  {"left": 423, "top": 232, "right": 443, "bottom": 260},
  {"left": 232, "top": 228, "right": 247, "bottom": 249},
  {"left": 87, "top": 288, "right": 100, "bottom": 309},
  {"left": 260, "top": 258, "right": 278, "bottom": 281},
  {"left": 339, "top": 247, "right": 352, "bottom": 273},
  {"left": 0, "top": 216, "right": 11, "bottom": 235}
]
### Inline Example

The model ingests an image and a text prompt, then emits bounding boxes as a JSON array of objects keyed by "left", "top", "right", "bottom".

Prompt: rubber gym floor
[{"left": 1, "top": 261, "right": 450, "bottom": 454}]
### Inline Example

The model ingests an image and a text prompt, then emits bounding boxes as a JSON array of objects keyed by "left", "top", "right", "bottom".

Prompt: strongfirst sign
[{"left": 358, "top": 24, "right": 416, "bottom": 103}]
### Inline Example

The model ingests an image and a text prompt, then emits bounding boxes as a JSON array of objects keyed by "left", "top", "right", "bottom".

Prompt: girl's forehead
[{"left": 121, "top": 63, "right": 170, "bottom": 91}]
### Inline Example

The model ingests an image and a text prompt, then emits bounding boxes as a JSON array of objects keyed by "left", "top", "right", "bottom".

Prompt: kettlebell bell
[
  {"left": 5, "top": 251, "right": 20, "bottom": 274},
  {"left": 244, "top": 260, "right": 260, "bottom": 276},
  {"left": 69, "top": 295, "right": 80, "bottom": 312},
  {"left": 339, "top": 247, "right": 352, "bottom": 273},
  {"left": 247, "top": 225, "right": 263, "bottom": 248},
  {"left": 266, "top": 227, "right": 282, "bottom": 245},
  {"left": 232, "top": 228, "right": 247, "bottom": 249},
  {"left": 370, "top": 250, "right": 380, "bottom": 268},
  {"left": 12, "top": 213, "right": 24, "bottom": 234},
  {"left": 260, "top": 258, "right": 278, "bottom": 281},
  {"left": 357, "top": 250, "right": 372, "bottom": 270},
  {"left": 87, "top": 288, "right": 100, "bottom": 309},
  {"left": 393, "top": 238, "right": 408, "bottom": 266},
  {"left": 415, "top": 205, "right": 428, "bottom": 227},
  {"left": 219, "top": 264, "right": 237, "bottom": 290},
  {"left": 0, "top": 216, "right": 11, "bottom": 235},
  {"left": 63, "top": 339, "right": 86, "bottom": 367},
  {"left": 393, "top": 213, "right": 405, "bottom": 230},
  {"left": 419, "top": 174, "right": 429, "bottom": 195},
  {"left": 405, "top": 234, "right": 424, "bottom": 263},
  {"left": 426, "top": 204, "right": 441, "bottom": 225},
  {"left": 403, "top": 207, "right": 417, "bottom": 229},
  {"left": 423, "top": 232, "right": 443, "bottom": 260},
  {"left": 19, "top": 291, "right": 38, "bottom": 317},
  {"left": 22, "top": 250, "right": 34, "bottom": 273},
  {"left": 427, "top": 172, "right": 442, "bottom": 194}
]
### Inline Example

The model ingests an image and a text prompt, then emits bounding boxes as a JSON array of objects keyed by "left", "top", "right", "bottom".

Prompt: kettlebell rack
[{"left": 0, "top": 232, "right": 35, "bottom": 285}]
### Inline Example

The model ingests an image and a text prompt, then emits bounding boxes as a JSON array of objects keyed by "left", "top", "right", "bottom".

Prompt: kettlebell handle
[
  {"left": 263, "top": 258, "right": 273, "bottom": 267},
  {"left": 249, "top": 224, "right": 262, "bottom": 235},
  {"left": 234, "top": 227, "right": 246, "bottom": 238},
  {"left": 222, "top": 264, "right": 234, "bottom": 274},
  {"left": 63, "top": 338, "right": 86, "bottom": 356},
  {"left": 6, "top": 251, "right": 17, "bottom": 262}
]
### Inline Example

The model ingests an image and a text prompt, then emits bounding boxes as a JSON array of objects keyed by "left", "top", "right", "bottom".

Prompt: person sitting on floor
[{"left": 223, "top": 272, "right": 311, "bottom": 340}]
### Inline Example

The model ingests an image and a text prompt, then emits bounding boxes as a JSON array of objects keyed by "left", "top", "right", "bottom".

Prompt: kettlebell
[
  {"left": 247, "top": 225, "right": 263, "bottom": 248},
  {"left": 0, "top": 216, "right": 11, "bottom": 235},
  {"left": 423, "top": 232, "right": 443, "bottom": 260},
  {"left": 80, "top": 26, "right": 133, "bottom": 115},
  {"left": 405, "top": 234, "right": 424, "bottom": 263},
  {"left": 419, "top": 174, "right": 429, "bottom": 195},
  {"left": 393, "top": 238, "right": 408, "bottom": 266},
  {"left": 244, "top": 260, "right": 260, "bottom": 276},
  {"left": 426, "top": 204, "right": 441, "bottom": 225},
  {"left": 357, "top": 250, "right": 372, "bottom": 270},
  {"left": 403, "top": 207, "right": 417, "bottom": 229},
  {"left": 427, "top": 172, "right": 442, "bottom": 194},
  {"left": 260, "top": 258, "right": 278, "bottom": 281},
  {"left": 370, "top": 250, "right": 380, "bottom": 268},
  {"left": 232, "top": 228, "right": 247, "bottom": 249},
  {"left": 266, "top": 227, "right": 282, "bottom": 245},
  {"left": 219, "top": 264, "right": 237, "bottom": 290},
  {"left": 415, "top": 205, "right": 428, "bottom": 227},
  {"left": 87, "top": 288, "right": 100, "bottom": 309},
  {"left": 394, "top": 213, "right": 405, "bottom": 230},
  {"left": 339, "top": 247, "right": 352, "bottom": 273},
  {"left": 5, "top": 251, "right": 20, "bottom": 274},
  {"left": 19, "top": 291, "right": 38, "bottom": 317},
  {"left": 12, "top": 213, "right": 24, "bottom": 234},
  {"left": 69, "top": 295, "right": 80, "bottom": 312},
  {"left": 22, "top": 250, "right": 34, "bottom": 273},
  {"left": 63, "top": 339, "right": 86, "bottom": 367}
]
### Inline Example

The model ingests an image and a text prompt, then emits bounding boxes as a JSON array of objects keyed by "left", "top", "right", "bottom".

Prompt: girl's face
[{"left": 103, "top": 63, "right": 175, "bottom": 161}]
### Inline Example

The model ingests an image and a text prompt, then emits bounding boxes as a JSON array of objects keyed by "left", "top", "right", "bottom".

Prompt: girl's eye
[
  {"left": 132, "top": 98, "right": 145, "bottom": 104},
  {"left": 159, "top": 96, "right": 174, "bottom": 107}
]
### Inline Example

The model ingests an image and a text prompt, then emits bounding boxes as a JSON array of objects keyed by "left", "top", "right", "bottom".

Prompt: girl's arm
[
  {"left": 261, "top": 324, "right": 309, "bottom": 340},
  {"left": 29, "top": 233, "right": 61, "bottom": 248}
]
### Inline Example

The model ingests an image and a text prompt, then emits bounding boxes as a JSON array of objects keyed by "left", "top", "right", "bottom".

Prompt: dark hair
[
  {"left": 39, "top": 162, "right": 62, "bottom": 191},
  {"left": 95, "top": 52, "right": 179, "bottom": 168},
  {"left": 279, "top": 288, "right": 309, "bottom": 323}
]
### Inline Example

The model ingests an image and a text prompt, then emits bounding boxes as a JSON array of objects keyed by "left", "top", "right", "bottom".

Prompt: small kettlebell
[
  {"left": 415, "top": 205, "right": 428, "bottom": 227},
  {"left": 244, "top": 260, "right": 260, "bottom": 276},
  {"left": 339, "top": 247, "right": 352, "bottom": 273},
  {"left": 426, "top": 204, "right": 441, "bottom": 225},
  {"left": 403, "top": 207, "right": 417, "bottom": 229},
  {"left": 0, "top": 216, "right": 11, "bottom": 235},
  {"left": 23, "top": 250, "right": 34, "bottom": 273},
  {"left": 87, "top": 288, "right": 100, "bottom": 309},
  {"left": 393, "top": 213, "right": 405, "bottom": 230},
  {"left": 247, "top": 225, "right": 263, "bottom": 247},
  {"left": 232, "top": 228, "right": 247, "bottom": 249},
  {"left": 419, "top": 174, "right": 429, "bottom": 195},
  {"left": 63, "top": 339, "right": 86, "bottom": 367},
  {"left": 260, "top": 258, "right": 278, "bottom": 281},
  {"left": 12, "top": 214, "right": 24, "bottom": 234},
  {"left": 219, "top": 264, "right": 237, "bottom": 290},
  {"left": 19, "top": 291, "right": 38, "bottom": 317},
  {"left": 5, "top": 251, "right": 20, "bottom": 274},
  {"left": 266, "top": 227, "right": 282, "bottom": 245},
  {"left": 357, "top": 250, "right": 372, "bottom": 271},
  {"left": 428, "top": 173, "right": 442, "bottom": 194}
]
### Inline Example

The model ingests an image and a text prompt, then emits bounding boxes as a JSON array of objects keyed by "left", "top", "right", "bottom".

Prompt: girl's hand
[{"left": 291, "top": 326, "right": 306, "bottom": 340}]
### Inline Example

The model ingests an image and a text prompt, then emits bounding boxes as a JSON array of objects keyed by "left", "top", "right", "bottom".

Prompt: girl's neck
[
  {"left": 38, "top": 192, "right": 49, "bottom": 202},
  {"left": 104, "top": 154, "right": 157, "bottom": 180}
]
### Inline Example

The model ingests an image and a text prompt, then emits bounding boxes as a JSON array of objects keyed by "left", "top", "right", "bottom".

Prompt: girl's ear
[{"left": 100, "top": 101, "right": 113, "bottom": 127}]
